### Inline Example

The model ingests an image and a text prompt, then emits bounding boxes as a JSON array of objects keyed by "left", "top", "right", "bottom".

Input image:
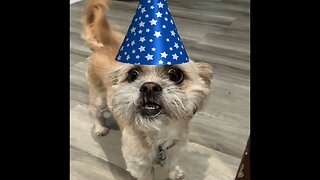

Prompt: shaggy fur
[{"left": 82, "top": 0, "right": 213, "bottom": 179}]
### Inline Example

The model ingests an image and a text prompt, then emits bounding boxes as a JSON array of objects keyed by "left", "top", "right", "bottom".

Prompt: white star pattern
[
  {"left": 158, "top": 2, "right": 164, "bottom": 8},
  {"left": 141, "top": 7, "right": 146, "bottom": 14},
  {"left": 171, "top": 31, "right": 175, "bottom": 36},
  {"left": 145, "top": 53, "right": 153, "bottom": 61},
  {"left": 174, "top": 43, "right": 179, "bottom": 49},
  {"left": 131, "top": 27, "right": 136, "bottom": 33},
  {"left": 138, "top": 46, "right": 145, "bottom": 52},
  {"left": 154, "top": 31, "right": 162, "bottom": 38},
  {"left": 161, "top": 51, "right": 168, "bottom": 58},
  {"left": 172, "top": 54, "right": 179, "bottom": 60},
  {"left": 150, "top": 19, "right": 157, "bottom": 25},
  {"left": 156, "top": 12, "right": 163, "bottom": 18},
  {"left": 139, "top": 21, "right": 145, "bottom": 27},
  {"left": 139, "top": 37, "right": 146, "bottom": 43},
  {"left": 117, "top": 0, "right": 189, "bottom": 65}
]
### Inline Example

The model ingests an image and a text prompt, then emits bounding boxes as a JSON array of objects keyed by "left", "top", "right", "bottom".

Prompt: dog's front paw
[
  {"left": 95, "top": 126, "right": 109, "bottom": 136},
  {"left": 169, "top": 166, "right": 185, "bottom": 180}
]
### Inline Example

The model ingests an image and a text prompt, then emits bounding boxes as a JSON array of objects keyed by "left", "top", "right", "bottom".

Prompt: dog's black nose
[{"left": 140, "top": 82, "right": 162, "bottom": 94}]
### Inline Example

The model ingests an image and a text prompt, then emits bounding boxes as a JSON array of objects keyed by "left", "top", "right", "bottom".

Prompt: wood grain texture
[
  {"left": 71, "top": 104, "right": 241, "bottom": 180},
  {"left": 70, "top": 0, "right": 250, "bottom": 179},
  {"left": 71, "top": 146, "right": 135, "bottom": 180}
]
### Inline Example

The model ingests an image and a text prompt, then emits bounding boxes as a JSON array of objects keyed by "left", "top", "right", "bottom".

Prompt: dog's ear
[
  {"left": 196, "top": 62, "right": 213, "bottom": 88},
  {"left": 192, "top": 62, "right": 213, "bottom": 114}
]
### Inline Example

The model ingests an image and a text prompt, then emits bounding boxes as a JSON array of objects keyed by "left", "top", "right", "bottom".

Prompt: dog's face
[{"left": 109, "top": 61, "right": 212, "bottom": 131}]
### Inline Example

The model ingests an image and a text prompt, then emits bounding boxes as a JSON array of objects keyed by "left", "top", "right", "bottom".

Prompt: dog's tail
[{"left": 82, "top": 0, "right": 121, "bottom": 51}]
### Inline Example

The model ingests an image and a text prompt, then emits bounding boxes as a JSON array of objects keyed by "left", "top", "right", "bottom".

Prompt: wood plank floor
[{"left": 70, "top": 0, "right": 250, "bottom": 179}]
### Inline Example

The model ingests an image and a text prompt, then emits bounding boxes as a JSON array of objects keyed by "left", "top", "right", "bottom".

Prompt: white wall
[{"left": 70, "top": 0, "right": 82, "bottom": 5}]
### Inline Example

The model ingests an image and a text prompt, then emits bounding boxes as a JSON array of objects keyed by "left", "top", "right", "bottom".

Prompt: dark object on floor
[{"left": 235, "top": 135, "right": 250, "bottom": 180}]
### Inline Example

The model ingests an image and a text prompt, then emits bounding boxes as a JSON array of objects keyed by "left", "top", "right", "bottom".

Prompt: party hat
[{"left": 116, "top": 0, "right": 189, "bottom": 66}]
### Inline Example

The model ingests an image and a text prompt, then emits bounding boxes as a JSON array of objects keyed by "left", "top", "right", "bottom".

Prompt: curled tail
[{"left": 82, "top": 0, "right": 120, "bottom": 50}]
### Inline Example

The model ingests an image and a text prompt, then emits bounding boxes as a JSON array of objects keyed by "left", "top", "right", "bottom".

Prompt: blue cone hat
[{"left": 116, "top": 0, "right": 189, "bottom": 66}]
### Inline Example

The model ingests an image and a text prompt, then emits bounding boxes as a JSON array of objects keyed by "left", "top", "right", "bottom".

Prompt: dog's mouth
[{"left": 139, "top": 102, "right": 163, "bottom": 117}]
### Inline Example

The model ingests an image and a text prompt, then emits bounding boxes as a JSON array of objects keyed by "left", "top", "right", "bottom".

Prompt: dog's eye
[
  {"left": 168, "top": 68, "right": 184, "bottom": 84},
  {"left": 128, "top": 69, "right": 139, "bottom": 83}
]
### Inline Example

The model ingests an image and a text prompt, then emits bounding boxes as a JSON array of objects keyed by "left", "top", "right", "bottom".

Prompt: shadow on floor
[
  {"left": 91, "top": 112, "right": 135, "bottom": 180},
  {"left": 90, "top": 112, "right": 214, "bottom": 180}
]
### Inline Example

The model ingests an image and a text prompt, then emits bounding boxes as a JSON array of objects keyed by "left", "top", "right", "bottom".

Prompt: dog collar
[{"left": 154, "top": 140, "right": 178, "bottom": 167}]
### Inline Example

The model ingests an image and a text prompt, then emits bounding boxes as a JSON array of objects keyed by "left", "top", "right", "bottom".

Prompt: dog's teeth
[
  {"left": 142, "top": 104, "right": 161, "bottom": 110},
  {"left": 146, "top": 106, "right": 155, "bottom": 110}
]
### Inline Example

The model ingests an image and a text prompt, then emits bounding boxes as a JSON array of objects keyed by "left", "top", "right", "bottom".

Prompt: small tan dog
[{"left": 82, "top": 0, "right": 213, "bottom": 179}]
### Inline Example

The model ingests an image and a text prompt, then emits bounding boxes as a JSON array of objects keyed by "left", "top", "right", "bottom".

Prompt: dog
[{"left": 81, "top": 0, "right": 213, "bottom": 179}]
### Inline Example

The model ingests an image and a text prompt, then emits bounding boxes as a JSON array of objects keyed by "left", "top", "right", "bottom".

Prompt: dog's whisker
[
  {"left": 172, "top": 93, "right": 186, "bottom": 111},
  {"left": 171, "top": 99, "right": 183, "bottom": 115}
]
